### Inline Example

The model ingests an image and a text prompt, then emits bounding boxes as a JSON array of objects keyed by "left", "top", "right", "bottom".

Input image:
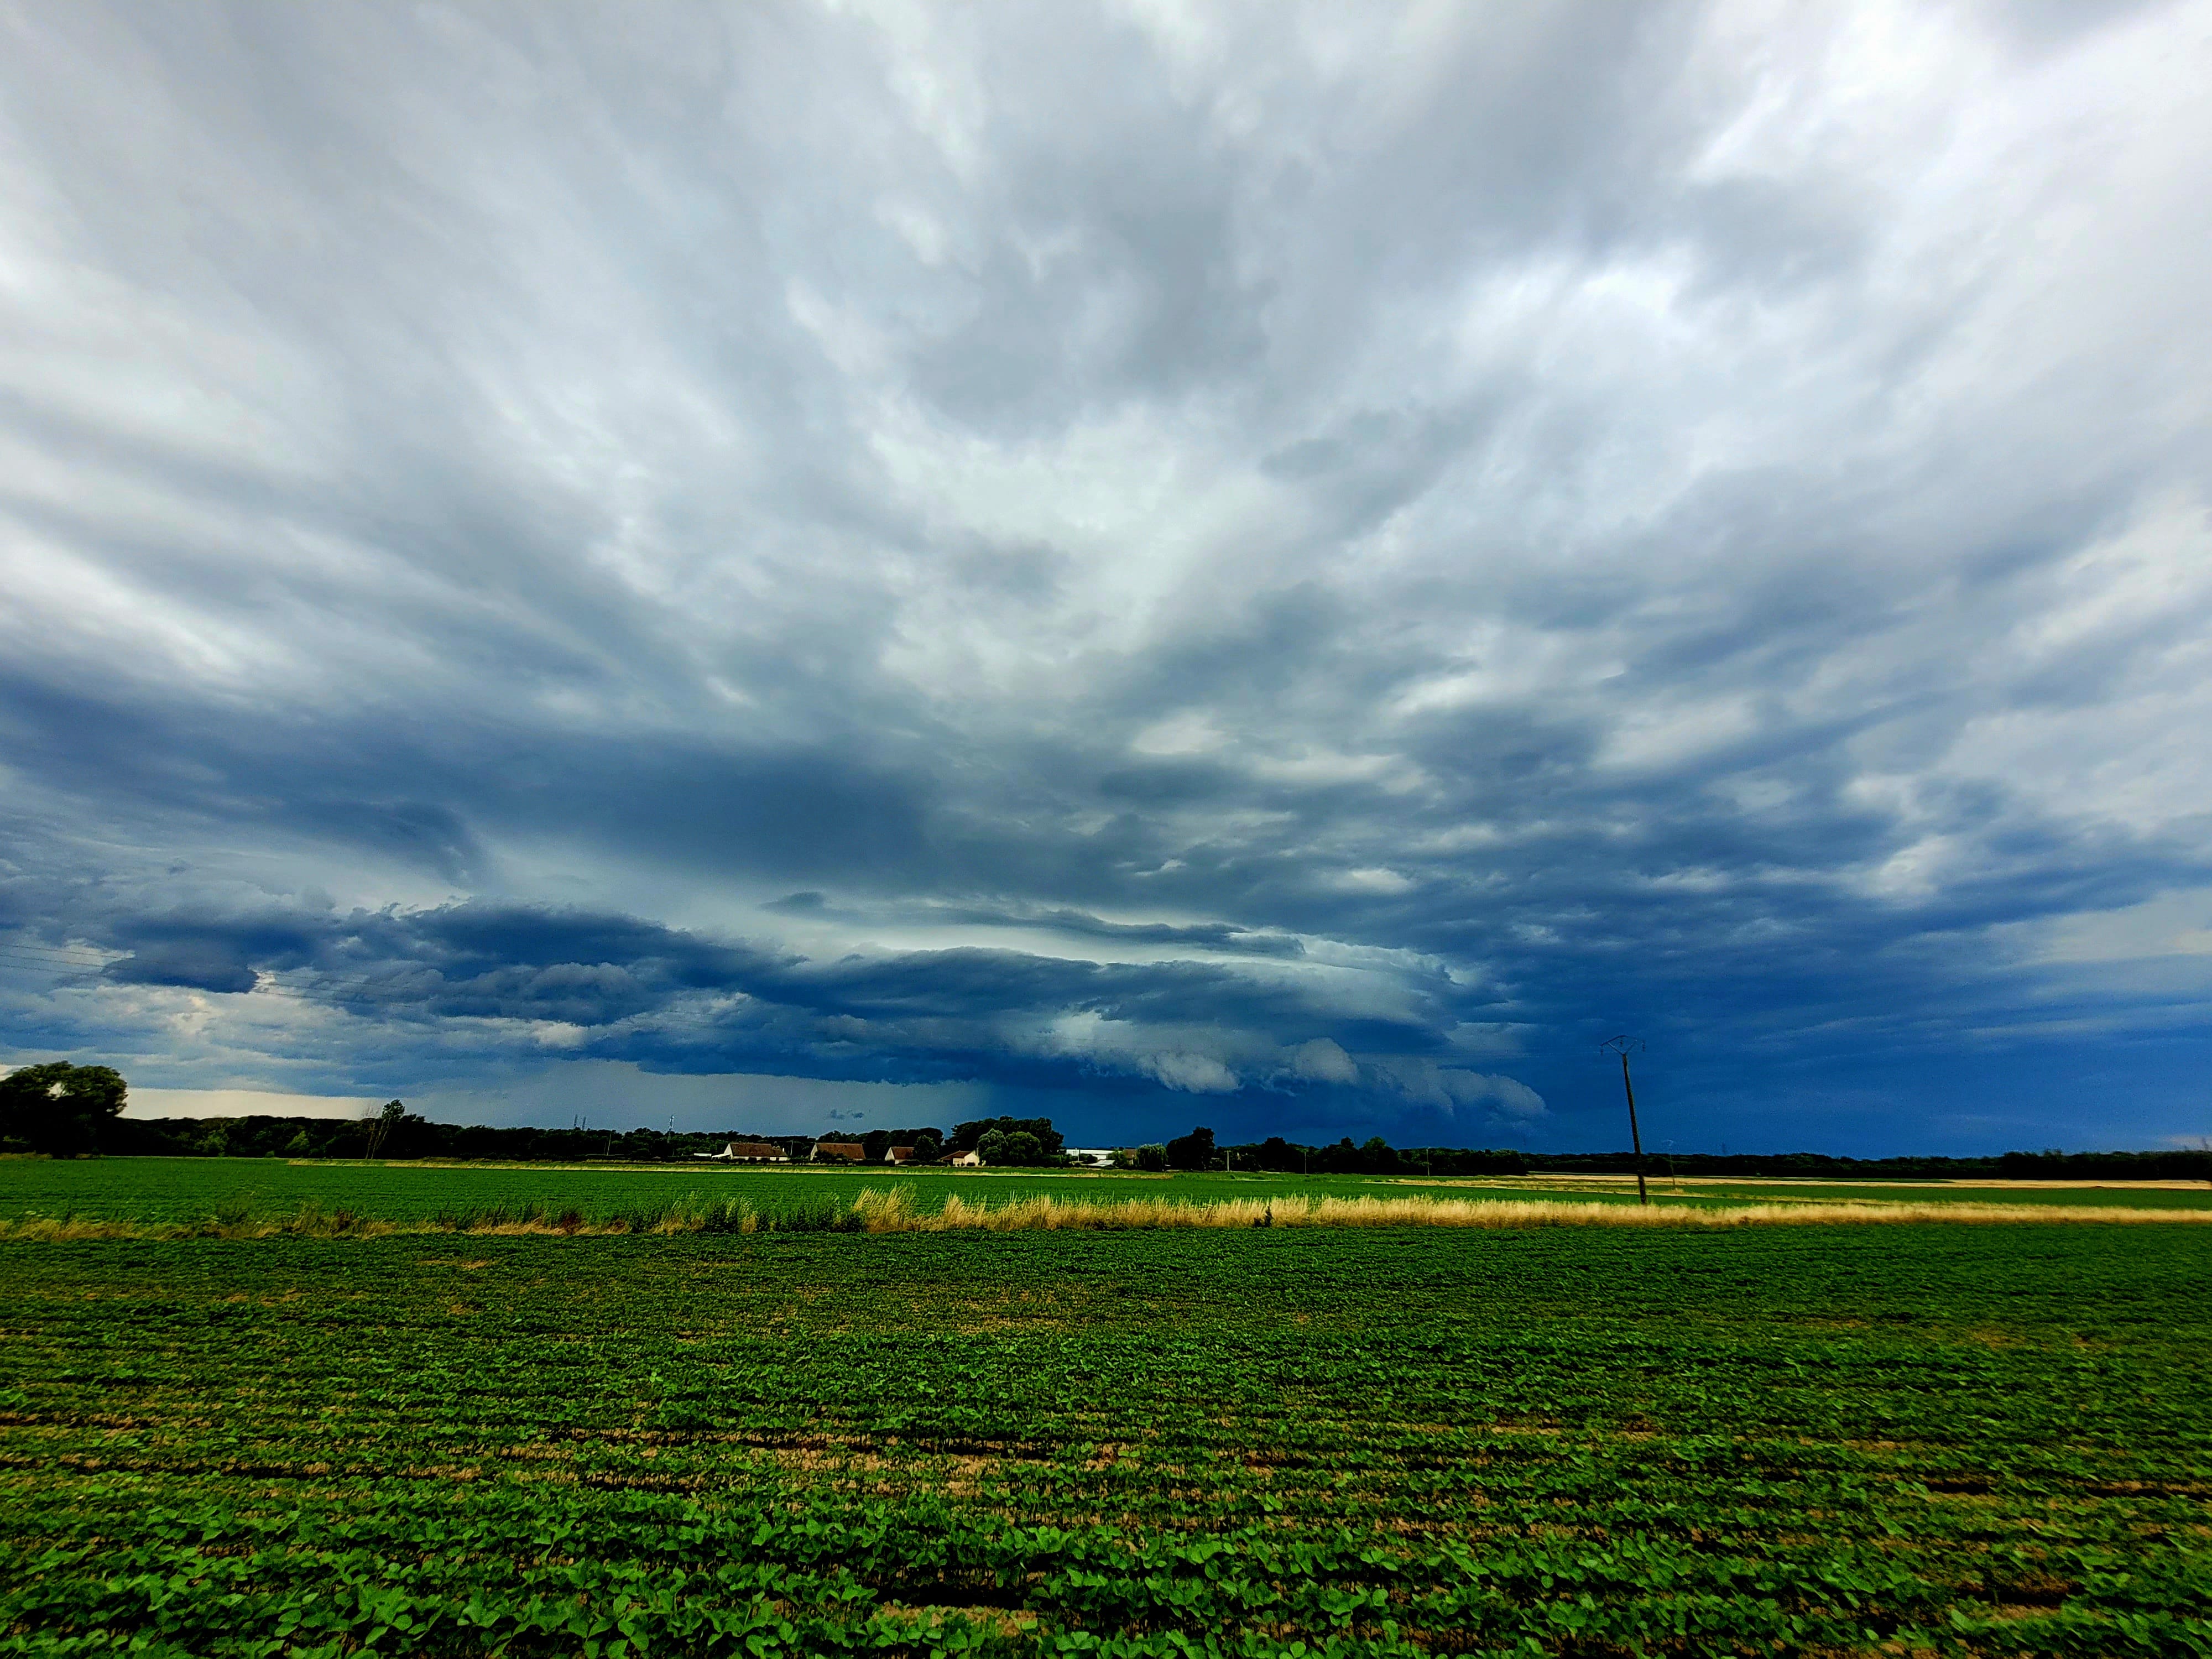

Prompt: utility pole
[{"left": 1599, "top": 1036, "right": 1649, "bottom": 1207}]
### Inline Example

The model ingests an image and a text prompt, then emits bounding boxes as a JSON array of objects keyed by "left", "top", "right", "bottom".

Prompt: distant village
[
  {"left": 691, "top": 1118, "right": 1115, "bottom": 1169},
  {"left": 698, "top": 1136, "right": 1117, "bottom": 1168}
]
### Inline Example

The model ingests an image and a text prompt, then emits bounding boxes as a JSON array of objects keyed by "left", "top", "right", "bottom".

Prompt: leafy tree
[
  {"left": 1134, "top": 1144, "right": 1168, "bottom": 1172},
  {"left": 0, "top": 1062, "right": 128, "bottom": 1155},
  {"left": 951, "top": 1116, "right": 1062, "bottom": 1156},
  {"left": 1165, "top": 1126, "right": 1216, "bottom": 1171},
  {"left": 364, "top": 1099, "right": 405, "bottom": 1159},
  {"left": 864, "top": 1125, "right": 943, "bottom": 1161},
  {"left": 975, "top": 1128, "right": 1047, "bottom": 1166}
]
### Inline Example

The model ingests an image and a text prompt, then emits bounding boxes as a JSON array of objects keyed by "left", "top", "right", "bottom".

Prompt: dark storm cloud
[
  {"left": 103, "top": 948, "right": 258, "bottom": 996},
  {"left": 2, "top": 0, "right": 2210, "bottom": 1151}
]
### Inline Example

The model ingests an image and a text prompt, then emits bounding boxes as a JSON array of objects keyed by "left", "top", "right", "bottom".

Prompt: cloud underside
[
  {"left": 3, "top": 1, "right": 2212, "bottom": 1144},
  {"left": 17, "top": 896, "right": 1545, "bottom": 1120}
]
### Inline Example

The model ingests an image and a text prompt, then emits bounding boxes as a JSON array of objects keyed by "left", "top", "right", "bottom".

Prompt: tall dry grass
[{"left": 846, "top": 1186, "right": 2212, "bottom": 1233}]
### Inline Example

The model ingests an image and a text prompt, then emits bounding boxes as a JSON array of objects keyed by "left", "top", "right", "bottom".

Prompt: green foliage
[
  {"left": 1164, "top": 1125, "right": 1215, "bottom": 1170},
  {"left": 860, "top": 1126, "right": 944, "bottom": 1162},
  {"left": 975, "top": 1128, "right": 1047, "bottom": 1166},
  {"left": 950, "top": 1115, "right": 1063, "bottom": 1157},
  {"left": 1134, "top": 1144, "right": 1168, "bottom": 1172},
  {"left": 0, "top": 1061, "right": 127, "bottom": 1155},
  {"left": 0, "top": 1226, "right": 2208, "bottom": 1653}
]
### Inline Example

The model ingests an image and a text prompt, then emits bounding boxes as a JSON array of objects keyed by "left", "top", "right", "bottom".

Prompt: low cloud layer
[{"left": 4, "top": 1, "right": 2211, "bottom": 1151}]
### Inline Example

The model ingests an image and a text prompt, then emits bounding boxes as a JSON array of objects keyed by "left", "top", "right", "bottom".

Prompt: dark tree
[
  {"left": 1165, "top": 1126, "right": 1216, "bottom": 1171},
  {"left": 0, "top": 1062, "right": 129, "bottom": 1155},
  {"left": 1316, "top": 1137, "right": 1361, "bottom": 1173},
  {"left": 975, "top": 1128, "right": 1047, "bottom": 1166},
  {"left": 363, "top": 1097, "right": 418, "bottom": 1159},
  {"left": 865, "top": 1125, "right": 943, "bottom": 1162},
  {"left": 1135, "top": 1144, "right": 1169, "bottom": 1172},
  {"left": 951, "top": 1116, "right": 1062, "bottom": 1155}
]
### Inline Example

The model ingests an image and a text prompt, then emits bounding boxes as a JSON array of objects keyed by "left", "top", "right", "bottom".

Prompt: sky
[{"left": 3, "top": 1, "right": 2211, "bottom": 1156}]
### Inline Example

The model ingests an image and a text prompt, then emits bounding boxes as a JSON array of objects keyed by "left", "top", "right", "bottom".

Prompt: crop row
[{"left": 3, "top": 1225, "right": 2208, "bottom": 1654}]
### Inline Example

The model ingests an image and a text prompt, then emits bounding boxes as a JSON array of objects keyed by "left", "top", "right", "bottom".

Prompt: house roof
[{"left": 813, "top": 1141, "right": 867, "bottom": 1160}]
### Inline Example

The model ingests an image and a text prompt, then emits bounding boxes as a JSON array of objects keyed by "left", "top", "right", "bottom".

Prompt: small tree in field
[
  {"left": 0, "top": 1062, "right": 128, "bottom": 1156},
  {"left": 1134, "top": 1144, "right": 1168, "bottom": 1172}
]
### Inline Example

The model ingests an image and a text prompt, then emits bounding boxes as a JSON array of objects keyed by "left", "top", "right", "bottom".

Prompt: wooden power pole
[{"left": 1599, "top": 1036, "right": 1649, "bottom": 1207}]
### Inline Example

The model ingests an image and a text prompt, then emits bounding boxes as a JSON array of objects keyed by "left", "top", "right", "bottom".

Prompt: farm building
[
  {"left": 884, "top": 1145, "right": 915, "bottom": 1164},
  {"left": 951, "top": 1150, "right": 983, "bottom": 1167},
  {"left": 812, "top": 1140, "right": 867, "bottom": 1163},
  {"left": 694, "top": 1141, "right": 787, "bottom": 1162}
]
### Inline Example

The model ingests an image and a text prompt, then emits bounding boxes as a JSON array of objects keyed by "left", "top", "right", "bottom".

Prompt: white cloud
[
  {"left": 123, "top": 1088, "right": 380, "bottom": 1120},
  {"left": 1289, "top": 1037, "right": 1357, "bottom": 1083},
  {"left": 1144, "top": 1051, "right": 1240, "bottom": 1094}
]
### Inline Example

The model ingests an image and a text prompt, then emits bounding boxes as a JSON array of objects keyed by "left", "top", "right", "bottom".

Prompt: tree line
[
  {"left": 5, "top": 1063, "right": 2206, "bottom": 1180},
  {"left": 1149, "top": 1129, "right": 2211, "bottom": 1182}
]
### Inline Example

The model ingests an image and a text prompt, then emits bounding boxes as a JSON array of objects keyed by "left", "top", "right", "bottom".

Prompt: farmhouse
[
  {"left": 951, "top": 1149, "right": 983, "bottom": 1167},
  {"left": 884, "top": 1145, "right": 915, "bottom": 1164},
  {"left": 812, "top": 1140, "right": 867, "bottom": 1163},
  {"left": 694, "top": 1141, "right": 787, "bottom": 1162}
]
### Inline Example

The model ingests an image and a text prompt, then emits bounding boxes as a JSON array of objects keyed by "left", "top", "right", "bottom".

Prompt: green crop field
[
  {"left": 3, "top": 1157, "right": 2208, "bottom": 1233},
  {"left": 3, "top": 1186, "right": 2209, "bottom": 1656}
]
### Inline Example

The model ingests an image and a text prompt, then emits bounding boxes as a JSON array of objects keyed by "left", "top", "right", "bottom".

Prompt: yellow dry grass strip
[{"left": 845, "top": 1186, "right": 2212, "bottom": 1232}]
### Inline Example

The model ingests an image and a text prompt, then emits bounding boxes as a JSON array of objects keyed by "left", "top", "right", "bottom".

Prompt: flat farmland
[
  {"left": 3, "top": 1219, "right": 2209, "bottom": 1655},
  {"left": 4, "top": 1158, "right": 2208, "bottom": 1232}
]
